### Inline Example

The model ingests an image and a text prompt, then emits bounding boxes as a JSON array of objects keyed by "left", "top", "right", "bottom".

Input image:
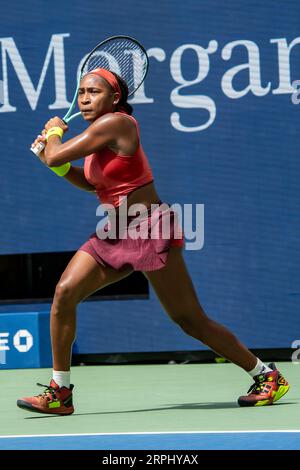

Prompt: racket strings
[{"left": 82, "top": 39, "right": 147, "bottom": 96}]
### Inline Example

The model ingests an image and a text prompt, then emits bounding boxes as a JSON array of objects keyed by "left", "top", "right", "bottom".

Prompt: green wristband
[{"left": 49, "top": 162, "right": 71, "bottom": 177}]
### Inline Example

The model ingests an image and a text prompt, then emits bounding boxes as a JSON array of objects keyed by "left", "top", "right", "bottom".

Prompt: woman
[{"left": 17, "top": 68, "right": 289, "bottom": 415}]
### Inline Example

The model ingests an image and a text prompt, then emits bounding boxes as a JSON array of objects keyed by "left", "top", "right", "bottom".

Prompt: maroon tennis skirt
[{"left": 79, "top": 201, "right": 184, "bottom": 272}]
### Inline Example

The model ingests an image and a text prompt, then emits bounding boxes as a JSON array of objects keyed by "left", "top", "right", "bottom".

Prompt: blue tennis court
[{"left": 1, "top": 431, "right": 300, "bottom": 450}]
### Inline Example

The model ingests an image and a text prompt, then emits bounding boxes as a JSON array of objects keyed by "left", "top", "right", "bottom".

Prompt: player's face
[{"left": 78, "top": 74, "right": 120, "bottom": 122}]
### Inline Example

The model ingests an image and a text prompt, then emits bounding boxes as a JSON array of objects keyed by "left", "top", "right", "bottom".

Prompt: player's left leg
[
  {"left": 144, "top": 247, "right": 257, "bottom": 370},
  {"left": 143, "top": 247, "right": 290, "bottom": 406}
]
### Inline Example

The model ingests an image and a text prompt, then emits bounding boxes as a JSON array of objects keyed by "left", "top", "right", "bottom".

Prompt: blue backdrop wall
[{"left": 0, "top": 0, "right": 299, "bottom": 353}]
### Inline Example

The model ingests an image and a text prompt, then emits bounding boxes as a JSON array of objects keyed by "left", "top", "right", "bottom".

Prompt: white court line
[{"left": 1, "top": 430, "right": 300, "bottom": 439}]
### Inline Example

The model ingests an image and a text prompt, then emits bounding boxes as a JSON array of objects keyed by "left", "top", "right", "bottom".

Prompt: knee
[
  {"left": 171, "top": 313, "right": 195, "bottom": 335},
  {"left": 172, "top": 312, "right": 210, "bottom": 341},
  {"left": 53, "top": 281, "right": 77, "bottom": 310}
]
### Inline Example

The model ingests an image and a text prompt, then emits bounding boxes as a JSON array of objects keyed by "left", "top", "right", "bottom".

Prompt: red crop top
[{"left": 84, "top": 113, "right": 154, "bottom": 208}]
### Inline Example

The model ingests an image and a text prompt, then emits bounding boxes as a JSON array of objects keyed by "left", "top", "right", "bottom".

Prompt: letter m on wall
[{"left": 0, "top": 33, "right": 71, "bottom": 112}]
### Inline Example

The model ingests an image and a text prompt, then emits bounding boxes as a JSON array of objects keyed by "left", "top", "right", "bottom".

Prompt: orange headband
[{"left": 87, "top": 68, "right": 122, "bottom": 97}]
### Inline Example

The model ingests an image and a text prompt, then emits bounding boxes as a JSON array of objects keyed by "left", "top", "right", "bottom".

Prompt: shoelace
[
  {"left": 36, "top": 383, "right": 57, "bottom": 400},
  {"left": 247, "top": 375, "right": 271, "bottom": 394}
]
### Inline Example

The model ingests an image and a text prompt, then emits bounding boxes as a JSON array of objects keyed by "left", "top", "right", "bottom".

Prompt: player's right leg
[{"left": 17, "top": 250, "right": 133, "bottom": 415}]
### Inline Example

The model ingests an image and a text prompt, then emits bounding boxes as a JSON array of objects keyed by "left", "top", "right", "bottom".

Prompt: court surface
[{"left": 0, "top": 362, "right": 299, "bottom": 449}]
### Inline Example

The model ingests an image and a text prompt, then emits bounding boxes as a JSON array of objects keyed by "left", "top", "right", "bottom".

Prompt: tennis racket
[{"left": 31, "top": 35, "right": 149, "bottom": 156}]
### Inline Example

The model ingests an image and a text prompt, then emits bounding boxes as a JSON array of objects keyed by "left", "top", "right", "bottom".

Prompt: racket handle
[{"left": 31, "top": 141, "right": 45, "bottom": 156}]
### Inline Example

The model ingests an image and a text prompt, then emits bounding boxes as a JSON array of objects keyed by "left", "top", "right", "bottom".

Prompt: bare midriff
[{"left": 116, "top": 181, "right": 161, "bottom": 214}]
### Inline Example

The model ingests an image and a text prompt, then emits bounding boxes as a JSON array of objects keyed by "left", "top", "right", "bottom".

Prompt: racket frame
[{"left": 31, "top": 35, "right": 149, "bottom": 156}]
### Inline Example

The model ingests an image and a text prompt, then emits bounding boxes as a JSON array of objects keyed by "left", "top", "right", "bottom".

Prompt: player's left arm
[{"left": 41, "top": 114, "right": 126, "bottom": 166}]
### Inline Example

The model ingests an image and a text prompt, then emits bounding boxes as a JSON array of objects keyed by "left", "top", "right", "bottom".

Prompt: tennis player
[{"left": 17, "top": 69, "right": 289, "bottom": 415}]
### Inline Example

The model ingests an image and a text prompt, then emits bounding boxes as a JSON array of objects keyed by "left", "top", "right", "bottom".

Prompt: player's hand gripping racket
[{"left": 31, "top": 35, "right": 149, "bottom": 156}]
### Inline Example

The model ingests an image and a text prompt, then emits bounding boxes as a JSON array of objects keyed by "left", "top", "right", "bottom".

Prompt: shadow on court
[{"left": 23, "top": 400, "right": 297, "bottom": 419}]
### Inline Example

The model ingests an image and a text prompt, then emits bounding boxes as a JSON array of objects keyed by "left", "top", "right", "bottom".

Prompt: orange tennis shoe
[
  {"left": 17, "top": 379, "right": 74, "bottom": 415},
  {"left": 238, "top": 363, "right": 290, "bottom": 407}
]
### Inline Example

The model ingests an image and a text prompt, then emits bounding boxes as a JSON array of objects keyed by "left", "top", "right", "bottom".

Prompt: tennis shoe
[
  {"left": 238, "top": 362, "right": 290, "bottom": 407},
  {"left": 17, "top": 379, "right": 74, "bottom": 415}
]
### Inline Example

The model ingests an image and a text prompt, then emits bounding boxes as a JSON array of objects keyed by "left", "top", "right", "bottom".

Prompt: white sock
[
  {"left": 248, "top": 358, "right": 272, "bottom": 378},
  {"left": 53, "top": 370, "right": 71, "bottom": 388}
]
